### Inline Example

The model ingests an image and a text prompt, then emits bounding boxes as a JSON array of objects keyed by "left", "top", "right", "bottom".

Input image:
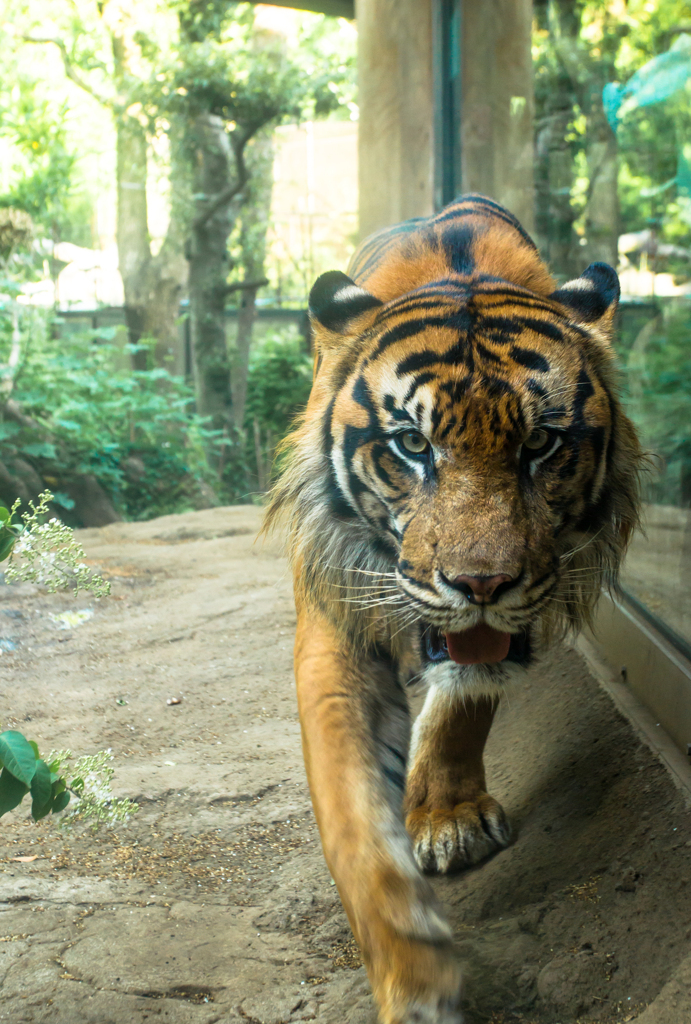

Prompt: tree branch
[
  {"left": 222, "top": 277, "right": 268, "bottom": 295},
  {"left": 192, "top": 181, "right": 246, "bottom": 231},
  {"left": 2, "top": 398, "right": 50, "bottom": 435},
  {"left": 21, "top": 36, "right": 112, "bottom": 108},
  {"left": 192, "top": 129, "right": 251, "bottom": 231}
]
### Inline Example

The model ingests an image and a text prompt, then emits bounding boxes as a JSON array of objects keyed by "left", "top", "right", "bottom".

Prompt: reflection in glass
[{"left": 532, "top": 2, "right": 691, "bottom": 647}]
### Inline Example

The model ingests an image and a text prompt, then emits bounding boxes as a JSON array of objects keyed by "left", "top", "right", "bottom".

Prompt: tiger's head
[{"left": 267, "top": 260, "right": 641, "bottom": 684}]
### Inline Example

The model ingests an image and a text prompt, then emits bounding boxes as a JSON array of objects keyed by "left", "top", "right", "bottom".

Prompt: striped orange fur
[{"left": 265, "top": 194, "right": 642, "bottom": 1024}]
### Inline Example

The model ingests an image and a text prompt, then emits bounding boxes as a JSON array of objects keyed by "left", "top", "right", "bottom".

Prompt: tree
[
  {"left": 229, "top": 127, "right": 273, "bottom": 434},
  {"left": 14, "top": 0, "right": 188, "bottom": 367},
  {"left": 155, "top": 6, "right": 351, "bottom": 437},
  {"left": 533, "top": 0, "right": 691, "bottom": 277},
  {"left": 12, "top": 0, "right": 352, "bottom": 405}
]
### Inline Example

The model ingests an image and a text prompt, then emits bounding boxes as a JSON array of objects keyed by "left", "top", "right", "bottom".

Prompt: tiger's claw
[{"left": 406, "top": 794, "right": 511, "bottom": 873}]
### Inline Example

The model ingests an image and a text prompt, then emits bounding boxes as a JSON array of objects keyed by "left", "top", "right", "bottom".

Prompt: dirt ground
[{"left": 1, "top": 505, "right": 690, "bottom": 1024}]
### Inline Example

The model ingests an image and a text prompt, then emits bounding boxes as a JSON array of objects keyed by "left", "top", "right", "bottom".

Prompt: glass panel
[{"left": 532, "top": 2, "right": 691, "bottom": 649}]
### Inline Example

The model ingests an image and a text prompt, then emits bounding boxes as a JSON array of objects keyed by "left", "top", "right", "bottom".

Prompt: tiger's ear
[
  {"left": 309, "top": 271, "right": 382, "bottom": 348},
  {"left": 550, "top": 262, "right": 620, "bottom": 337}
]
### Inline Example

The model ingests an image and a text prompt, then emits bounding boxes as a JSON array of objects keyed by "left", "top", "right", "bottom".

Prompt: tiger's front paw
[{"left": 406, "top": 794, "right": 511, "bottom": 873}]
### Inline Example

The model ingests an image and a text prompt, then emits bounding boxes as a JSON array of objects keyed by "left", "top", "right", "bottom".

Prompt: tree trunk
[
  {"left": 229, "top": 129, "right": 274, "bottom": 433},
  {"left": 116, "top": 112, "right": 151, "bottom": 369},
  {"left": 188, "top": 113, "right": 238, "bottom": 434},
  {"left": 116, "top": 112, "right": 188, "bottom": 370},
  {"left": 583, "top": 116, "right": 619, "bottom": 269},
  {"left": 112, "top": 24, "right": 187, "bottom": 371},
  {"left": 230, "top": 284, "right": 260, "bottom": 433}
]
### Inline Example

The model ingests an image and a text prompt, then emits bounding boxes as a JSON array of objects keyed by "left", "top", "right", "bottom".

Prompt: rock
[
  {"left": 537, "top": 951, "right": 611, "bottom": 1017},
  {"left": 615, "top": 866, "right": 640, "bottom": 892}
]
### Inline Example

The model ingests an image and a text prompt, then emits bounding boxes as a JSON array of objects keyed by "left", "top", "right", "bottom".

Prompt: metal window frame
[
  {"left": 587, "top": 590, "right": 691, "bottom": 759},
  {"left": 433, "top": 0, "right": 463, "bottom": 209}
]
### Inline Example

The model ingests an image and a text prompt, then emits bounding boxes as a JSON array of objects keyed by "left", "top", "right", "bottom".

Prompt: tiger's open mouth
[{"left": 424, "top": 625, "right": 532, "bottom": 667}]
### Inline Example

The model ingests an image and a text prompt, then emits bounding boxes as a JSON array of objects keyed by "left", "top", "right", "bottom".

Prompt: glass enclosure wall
[{"left": 531, "top": 0, "right": 691, "bottom": 650}]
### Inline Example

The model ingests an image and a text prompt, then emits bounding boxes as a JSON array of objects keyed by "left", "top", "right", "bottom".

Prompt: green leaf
[
  {"left": 52, "top": 790, "right": 70, "bottom": 814},
  {"left": 70, "top": 776, "right": 84, "bottom": 794},
  {"left": 0, "top": 531, "right": 15, "bottom": 563},
  {"left": 32, "top": 799, "right": 54, "bottom": 821},
  {"left": 0, "top": 731, "right": 38, "bottom": 786},
  {"left": 20, "top": 442, "right": 58, "bottom": 460},
  {"left": 30, "top": 759, "right": 52, "bottom": 818},
  {"left": 51, "top": 777, "right": 66, "bottom": 797},
  {"left": 0, "top": 768, "right": 29, "bottom": 817},
  {"left": 52, "top": 491, "right": 75, "bottom": 510},
  {"left": 0, "top": 506, "right": 9, "bottom": 523},
  {"left": 29, "top": 740, "right": 40, "bottom": 759}
]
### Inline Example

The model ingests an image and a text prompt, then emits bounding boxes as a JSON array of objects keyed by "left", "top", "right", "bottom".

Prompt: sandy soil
[{"left": 0, "top": 505, "right": 690, "bottom": 1024}]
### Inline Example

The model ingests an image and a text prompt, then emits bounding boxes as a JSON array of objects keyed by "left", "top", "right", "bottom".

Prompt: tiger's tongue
[{"left": 445, "top": 624, "right": 511, "bottom": 665}]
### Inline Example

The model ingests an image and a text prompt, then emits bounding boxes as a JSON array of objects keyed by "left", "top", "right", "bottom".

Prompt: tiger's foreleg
[
  {"left": 294, "top": 607, "right": 463, "bottom": 1024},
  {"left": 405, "top": 688, "right": 511, "bottom": 874}
]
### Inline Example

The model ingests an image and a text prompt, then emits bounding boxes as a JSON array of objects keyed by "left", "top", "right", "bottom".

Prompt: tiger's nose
[{"left": 451, "top": 574, "right": 515, "bottom": 605}]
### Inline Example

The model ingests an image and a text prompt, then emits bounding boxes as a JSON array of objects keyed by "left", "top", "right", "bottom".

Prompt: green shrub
[
  {"left": 1, "top": 312, "right": 222, "bottom": 520},
  {"left": 1, "top": 309, "right": 313, "bottom": 517},
  {"left": 240, "top": 327, "right": 313, "bottom": 495}
]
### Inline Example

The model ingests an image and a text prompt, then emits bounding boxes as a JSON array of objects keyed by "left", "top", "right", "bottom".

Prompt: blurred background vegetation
[
  {"left": 0, "top": 0, "right": 690, "bottom": 526},
  {"left": 533, "top": 0, "right": 691, "bottom": 509},
  {"left": 0, "top": 0, "right": 353, "bottom": 524}
]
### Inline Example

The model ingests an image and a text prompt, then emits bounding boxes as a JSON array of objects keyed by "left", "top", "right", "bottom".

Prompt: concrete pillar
[
  {"left": 355, "top": 0, "right": 434, "bottom": 238},
  {"left": 460, "top": 0, "right": 535, "bottom": 231},
  {"left": 355, "top": 0, "right": 535, "bottom": 237}
]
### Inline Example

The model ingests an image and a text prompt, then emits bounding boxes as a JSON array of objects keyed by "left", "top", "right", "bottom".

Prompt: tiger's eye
[
  {"left": 399, "top": 430, "right": 430, "bottom": 455},
  {"left": 524, "top": 428, "right": 550, "bottom": 451}
]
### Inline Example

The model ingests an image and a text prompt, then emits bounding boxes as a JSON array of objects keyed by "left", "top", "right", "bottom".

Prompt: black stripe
[
  {"left": 441, "top": 222, "right": 477, "bottom": 274},
  {"left": 383, "top": 394, "right": 415, "bottom": 423},
  {"left": 520, "top": 318, "right": 565, "bottom": 343},
  {"left": 403, "top": 371, "right": 437, "bottom": 403},
  {"left": 321, "top": 396, "right": 336, "bottom": 456},
  {"left": 382, "top": 742, "right": 406, "bottom": 765},
  {"left": 476, "top": 341, "right": 502, "bottom": 364},
  {"left": 511, "top": 346, "right": 550, "bottom": 372},
  {"left": 432, "top": 194, "right": 539, "bottom": 251},
  {"left": 397, "top": 564, "right": 438, "bottom": 593},
  {"left": 370, "top": 317, "right": 457, "bottom": 361},
  {"left": 382, "top": 765, "right": 406, "bottom": 790},
  {"left": 371, "top": 445, "right": 395, "bottom": 488}
]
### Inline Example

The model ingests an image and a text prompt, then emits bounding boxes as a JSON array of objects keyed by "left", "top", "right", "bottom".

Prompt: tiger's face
[{"left": 303, "top": 265, "right": 640, "bottom": 669}]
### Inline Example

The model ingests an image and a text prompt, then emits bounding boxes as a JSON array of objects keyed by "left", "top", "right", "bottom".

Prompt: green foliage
[
  {"left": 0, "top": 68, "right": 93, "bottom": 250},
  {"left": 149, "top": 7, "right": 355, "bottom": 159},
  {"left": 618, "top": 300, "right": 691, "bottom": 505},
  {"left": 1, "top": 309, "right": 311, "bottom": 515},
  {"left": 1, "top": 490, "right": 110, "bottom": 596},
  {"left": 0, "top": 733, "right": 138, "bottom": 828},
  {"left": 0, "top": 730, "right": 70, "bottom": 820},
  {"left": 244, "top": 327, "right": 312, "bottom": 441},
  {"left": 533, "top": 0, "right": 691, "bottom": 263},
  {"left": 0, "top": 314, "right": 222, "bottom": 520},
  {"left": 49, "top": 749, "right": 138, "bottom": 830},
  {"left": 296, "top": 13, "right": 357, "bottom": 121}
]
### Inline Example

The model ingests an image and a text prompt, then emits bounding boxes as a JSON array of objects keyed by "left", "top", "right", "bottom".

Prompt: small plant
[
  {"left": 0, "top": 490, "right": 110, "bottom": 596},
  {"left": 0, "top": 737, "right": 137, "bottom": 827},
  {"left": 0, "top": 492, "right": 134, "bottom": 827},
  {"left": 0, "top": 731, "right": 70, "bottom": 819},
  {"left": 46, "top": 749, "right": 138, "bottom": 830}
]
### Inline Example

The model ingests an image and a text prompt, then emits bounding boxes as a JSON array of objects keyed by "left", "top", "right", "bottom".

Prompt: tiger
[{"left": 264, "top": 194, "right": 641, "bottom": 1024}]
